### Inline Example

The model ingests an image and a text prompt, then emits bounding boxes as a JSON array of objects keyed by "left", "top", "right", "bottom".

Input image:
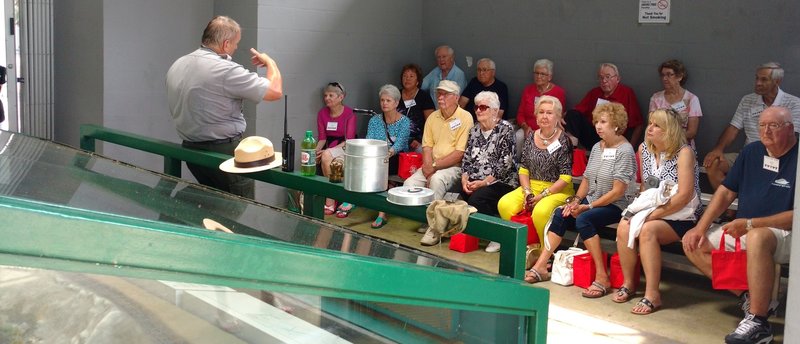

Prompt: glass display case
[{"left": 0, "top": 130, "right": 548, "bottom": 343}]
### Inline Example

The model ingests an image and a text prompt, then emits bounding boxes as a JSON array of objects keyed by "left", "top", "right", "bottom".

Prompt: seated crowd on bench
[
  {"left": 308, "top": 46, "right": 796, "bottom": 343},
  {"left": 168, "top": 22, "right": 795, "bottom": 343}
]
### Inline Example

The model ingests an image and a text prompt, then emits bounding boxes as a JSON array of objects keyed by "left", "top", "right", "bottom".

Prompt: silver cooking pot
[
  {"left": 343, "top": 139, "right": 389, "bottom": 192},
  {"left": 387, "top": 186, "right": 435, "bottom": 206}
]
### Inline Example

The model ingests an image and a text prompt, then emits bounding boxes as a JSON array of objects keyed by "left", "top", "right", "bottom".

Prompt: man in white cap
[
  {"left": 166, "top": 15, "right": 283, "bottom": 198},
  {"left": 403, "top": 80, "right": 473, "bottom": 245}
]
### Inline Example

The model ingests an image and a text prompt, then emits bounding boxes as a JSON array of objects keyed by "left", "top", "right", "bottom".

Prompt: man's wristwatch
[{"left": 746, "top": 218, "right": 753, "bottom": 231}]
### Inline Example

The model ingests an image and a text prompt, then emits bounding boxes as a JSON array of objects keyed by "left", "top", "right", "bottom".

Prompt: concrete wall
[
  {"left": 53, "top": 0, "right": 104, "bottom": 145},
  {"left": 420, "top": 1, "right": 800, "bottom": 155}
]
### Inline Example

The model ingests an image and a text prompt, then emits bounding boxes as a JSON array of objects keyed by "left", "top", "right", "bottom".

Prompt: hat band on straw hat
[{"left": 234, "top": 155, "right": 275, "bottom": 169}]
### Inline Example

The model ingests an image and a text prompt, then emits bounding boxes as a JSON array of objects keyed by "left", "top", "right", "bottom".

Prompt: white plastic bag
[{"left": 551, "top": 242, "right": 587, "bottom": 286}]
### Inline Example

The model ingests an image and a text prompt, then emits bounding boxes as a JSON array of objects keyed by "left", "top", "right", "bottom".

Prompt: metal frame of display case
[
  {"left": 0, "top": 194, "right": 549, "bottom": 343},
  {"left": 79, "top": 124, "right": 529, "bottom": 281}
]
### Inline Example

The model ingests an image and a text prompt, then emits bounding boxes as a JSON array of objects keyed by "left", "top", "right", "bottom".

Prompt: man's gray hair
[
  {"left": 474, "top": 91, "right": 500, "bottom": 109},
  {"left": 533, "top": 59, "right": 554, "bottom": 75},
  {"left": 201, "top": 16, "right": 241, "bottom": 47},
  {"left": 435, "top": 45, "right": 454, "bottom": 56},
  {"left": 758, "top": 62, "right": 784, "bottom": 82},
  {"left": 599, "top": 62, "right": 620, "bottom": 76},
  {"left": 379, "top": 84, "right": 401, "bottom": 102},
  {"left": 477, "top": 58, "right": 496, "bottom": 70}
]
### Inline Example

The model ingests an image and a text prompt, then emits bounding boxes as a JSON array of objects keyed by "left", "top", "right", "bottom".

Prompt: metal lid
[
  {"left": 344, "top": 139, "right": 388, "bottom": 157},
  {"left": 387, "top": 186, "right": 435, "bottom": 206}
]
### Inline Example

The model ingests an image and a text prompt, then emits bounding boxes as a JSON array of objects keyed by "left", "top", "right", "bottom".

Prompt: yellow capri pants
[{"left": 498, "top": 178, "right": 574, "bottom": 243}]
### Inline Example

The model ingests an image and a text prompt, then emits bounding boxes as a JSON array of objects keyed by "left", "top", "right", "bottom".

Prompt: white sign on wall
[{"left": 639, "top": 0, "right": 670, "bottom": 24}]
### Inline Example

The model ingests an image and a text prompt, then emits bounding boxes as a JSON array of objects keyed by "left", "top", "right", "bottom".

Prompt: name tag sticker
[
  {"left": 596, "top": 98, "right": 610, "bottom": 107},
  {"left": 602, "top": 148, "right": 617, "bottom": 160},
  {"left": 326, "top": 121, "right": 338, "bottom": 131},
  {"left": 404, "top": 99, "right": 416, "bottom": 108},
  {"left": 764, "top": 156, "right": 779, "bottom": 172},
  {"left": 670, "top": 101, "right": 688, "bottom": 113},
  {"left": 547, "top": 140, "right": 562, "bottom": 154},
  {"left": 449, "top": 118, "right": 462, "bottom": 131}
]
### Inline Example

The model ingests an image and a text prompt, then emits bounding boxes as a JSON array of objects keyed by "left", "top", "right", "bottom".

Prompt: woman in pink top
[
  {"left": 316, "top": 82, "right": 356, "bottom": 215},
  {"left": 649, "top": 59, "right": 702, "bottom": 148}
]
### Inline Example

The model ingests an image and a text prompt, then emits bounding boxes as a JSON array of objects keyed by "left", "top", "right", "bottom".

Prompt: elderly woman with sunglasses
[
  {"left": 498, "top": 96, "right": 574, "bottom": 264},
  {"left": 613, "top": 108, "right": 701, "bottom": 315},
  {"left": 316, "top": 82, "right": 357, "bottom": 216},
  {"left": 459, "top": 91, "right": 518, "bottom": 252},
  {"left": 526, "top": 102, "right": 636, "bottom": 291}
]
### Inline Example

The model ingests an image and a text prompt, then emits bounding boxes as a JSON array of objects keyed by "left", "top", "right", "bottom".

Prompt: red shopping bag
[
  {"left": 610, "top": 252, "right": 641, "bottom": 290},
  {"left": 572, "top": 148, "right": 588, "bottom": 176},
  {"left": 712, "top": 231, "right": 748, "bottom": 290},
  {"left": 510, "top": 211, "right": 539, "bottom": 245},
  {"left": 398, "top": 152, "right": 422, "bottom": 179},
  {"left": 572, "top": 251, "right": 608, "bottom": 288},
  {"left": 449, "top": 233, "right": 479, "bottom": 253}
]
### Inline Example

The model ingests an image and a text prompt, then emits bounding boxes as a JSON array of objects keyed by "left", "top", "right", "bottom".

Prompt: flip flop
[
  {"left": 336, "top": 203, "right": 355, "bottom": 218},
  {"left": 324, "top": 204, "right": 336, "bottom": 215},
  {"left": 371, "top": 216, "right": 388, "bottom": 229},
  {"left": 631, "top": 297, "right": 660, "bottom": 315},
  {"left": 613, "top": 286, "right": 635, "bottom": 303},
  {"left": 582, "top": 281, "right": 610, "bottom": 298},
  {"left": 524, "top": 269, "right": 550, "bottom": 284}
]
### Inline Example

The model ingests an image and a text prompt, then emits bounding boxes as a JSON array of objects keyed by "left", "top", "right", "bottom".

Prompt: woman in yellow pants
[{"left": 498, "top": 96, "right": 574, "bottom": 281}]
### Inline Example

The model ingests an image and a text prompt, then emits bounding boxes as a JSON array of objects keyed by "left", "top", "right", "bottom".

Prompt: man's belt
[{"left": 184, "top": 132, "right": 243, "bottom": 145}]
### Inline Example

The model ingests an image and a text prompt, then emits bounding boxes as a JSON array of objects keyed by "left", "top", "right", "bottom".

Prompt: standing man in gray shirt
[{"left": 167, "top": 15, "right": 283, "bottom": 198}]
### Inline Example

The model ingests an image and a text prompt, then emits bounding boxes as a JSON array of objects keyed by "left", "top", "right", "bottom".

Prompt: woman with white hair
[
  {"left": 365, "top": 84, "right": 411, "bottom": 228},
  {"left": 460, "top": 91, "right": 518, "bottom": 252},
  {"left": 498, "top": 96, "right": 574, "bottom": 262},
  {"left": 515, "top": 59, "right": 567, "bottom": 155}
]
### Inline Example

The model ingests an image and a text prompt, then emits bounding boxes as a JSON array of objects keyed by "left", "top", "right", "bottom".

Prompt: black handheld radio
[{"left": 281, "top": 95, "right": 295, "bottom": 172}]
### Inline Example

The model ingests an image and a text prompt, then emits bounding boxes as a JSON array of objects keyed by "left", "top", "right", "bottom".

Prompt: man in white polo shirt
[{"left": 167, "top": 15, "right": 282, "bottom": 198}]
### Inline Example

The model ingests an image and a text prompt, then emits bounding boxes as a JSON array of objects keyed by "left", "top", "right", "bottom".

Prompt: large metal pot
[{"left": 343, "top": 139, "right": 389, "bottom": 192}]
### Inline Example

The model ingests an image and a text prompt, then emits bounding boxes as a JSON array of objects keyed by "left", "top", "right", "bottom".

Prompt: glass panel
[
  {"left": 0, "top": 131, "right": 485, "bottom": 274},
  {"left": 0, "top": 265, "right": 525, "bottom": 343}
]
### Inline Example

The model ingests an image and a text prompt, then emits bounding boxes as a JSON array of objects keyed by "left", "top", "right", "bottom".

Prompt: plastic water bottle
[{"left": 300, "top": 130, "right": 317, "bottom": 176}]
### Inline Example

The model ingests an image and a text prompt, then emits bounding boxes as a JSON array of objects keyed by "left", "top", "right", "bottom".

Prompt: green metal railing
[
  {"left": 79, "top": 124, "right": 529, "bottom": 280},
  {"left": 0, "top": 194, "right": 549, "bottom": 343}
]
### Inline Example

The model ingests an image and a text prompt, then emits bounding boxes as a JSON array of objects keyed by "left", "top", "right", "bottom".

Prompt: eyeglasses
[
  {"left": 660, "top": 72, "right": 677, "bottom": 78},
  {"left": 474, "top": 104, "right": 493, "bottom": 112},
  {"left": 534, "top": 72, "right": 550, "bottom": 77},
  {"left": 598, "top": 74, "right": 618, "bottom": 81},
  {"left": 328, "top": 82, "right": 345, "bottom": 93},
  {"left": 477, "top": 68, "right": 494, "bottom": 73},
  {"left": 759, "top": 122, "right": 791, "bottom": 130}
]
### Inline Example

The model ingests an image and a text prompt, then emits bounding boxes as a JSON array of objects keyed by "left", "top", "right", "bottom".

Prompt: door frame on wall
[{"left": 3, "top": 0, "right": 18, "bottom": 132}]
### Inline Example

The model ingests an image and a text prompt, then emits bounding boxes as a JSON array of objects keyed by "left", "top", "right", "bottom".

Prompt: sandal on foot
[
  {"left": 371, "top": 216, "right": 388, "bottom": 229},
  {"left": 324, "top": 204, "right": 336, "bottom": 216},
  {"left": 613, "top": 286, "right": 635, "bottom": 303},
  {"left": 336, "top": 203, "right": 355, "bottom": 218},
  {"left": 524, "top": 269, "right": 550, "bottom": 284},
  {"left": 582, "top": 281, "right": 610, "bottom": 298},
  {"left": 631, "top": 297, "right": 660, "bottom": 315}
]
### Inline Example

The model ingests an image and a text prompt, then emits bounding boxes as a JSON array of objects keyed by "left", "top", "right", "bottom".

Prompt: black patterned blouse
[
  {"left": 461, "top": 120, "right": 518, "bottom": 187},
  {"left": 520, "top": 130, "right": 573, "bottom": 182}
]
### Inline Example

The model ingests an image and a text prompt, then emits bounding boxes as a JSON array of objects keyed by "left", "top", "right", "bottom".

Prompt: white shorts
[{"left": 706, "top": 223, "right": 792, "bottom": 264}]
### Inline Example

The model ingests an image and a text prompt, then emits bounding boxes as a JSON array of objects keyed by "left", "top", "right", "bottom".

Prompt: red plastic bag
[
  {"left": 609, "top": 252, "right": 641, "bottom": 290},
  {"left": 510, "top": 211, "right": 539, "bottom": 245},
  {"left": 572, "top": 251, "right": 608, "bottom": 288},
  {"left": 572, "top": 148, "right": 588, "bottom": 177},
  {"left": 712, "top": 232, "right": 748, "bottom": 290},
  {"left": 398, "top": 152, "right": 422, "bottom": 179}
]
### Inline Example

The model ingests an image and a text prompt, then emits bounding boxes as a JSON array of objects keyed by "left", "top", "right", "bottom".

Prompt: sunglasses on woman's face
[{"left": 475, "top": 104, "right": 492, "bottom": 112}]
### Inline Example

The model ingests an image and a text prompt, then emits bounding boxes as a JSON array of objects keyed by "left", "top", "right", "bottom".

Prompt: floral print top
[{"left": 461, "top": 120, "right": 518, "bottom": 187}]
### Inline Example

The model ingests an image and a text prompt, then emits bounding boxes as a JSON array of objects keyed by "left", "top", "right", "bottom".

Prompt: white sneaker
[
  {"left": 485, "top": 241, "right": 501, "bottom": 253},
  {"left": 417, "top": 224, "right": 429, "bottom": 234},
  {"left": 420, "top": 228, "right": 441, "bottom": 246}
]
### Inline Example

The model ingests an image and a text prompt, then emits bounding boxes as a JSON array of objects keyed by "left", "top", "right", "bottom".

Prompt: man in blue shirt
[
  {"left": 683, "top": 106, "right": 796, "bottom": 344},
  {"left": 421, "top": 45, "right": 466, "bottom": 109}
]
